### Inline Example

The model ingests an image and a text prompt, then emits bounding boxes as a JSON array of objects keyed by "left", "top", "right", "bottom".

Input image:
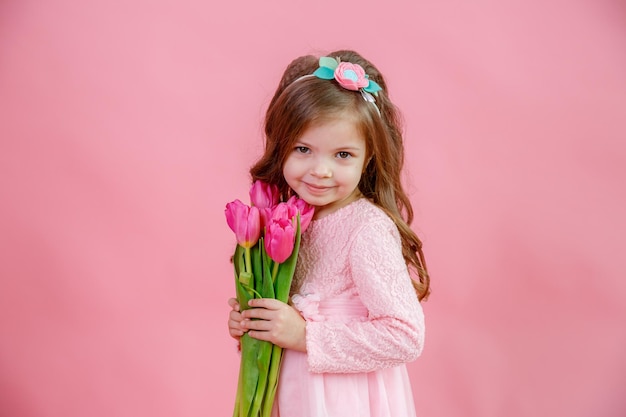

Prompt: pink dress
[{"left": 272, "top": 198, "right": 425, "bottom": 417}]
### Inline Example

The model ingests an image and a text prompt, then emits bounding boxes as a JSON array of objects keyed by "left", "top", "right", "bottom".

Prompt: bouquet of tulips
[{"left": 225, "top": 180, "right": 314, "bottom": 417}]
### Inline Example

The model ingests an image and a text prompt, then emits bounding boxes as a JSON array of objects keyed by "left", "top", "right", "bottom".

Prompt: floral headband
[
  {"left": 291, "top": 57, "right": 383, "bottom": 114},
  {"left": 313, "top": 57, "right": 382, "bottom": 104}
]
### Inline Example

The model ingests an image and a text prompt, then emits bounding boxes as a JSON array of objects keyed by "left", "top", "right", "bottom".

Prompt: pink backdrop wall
[{"left": 1, "top": 0, "right": 625, "bottom": 416}]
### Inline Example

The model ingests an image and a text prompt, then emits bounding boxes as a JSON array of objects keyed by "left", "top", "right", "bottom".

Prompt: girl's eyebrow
[
  {"left": 335, "top": 145, "right": 362, "bottom": 151},
  {"left": 333, "top": 143, "right": 365, "bottom": 153}
]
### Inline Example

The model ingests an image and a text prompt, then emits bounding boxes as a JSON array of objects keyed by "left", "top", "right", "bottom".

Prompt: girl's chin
[
  {"left": 296, "top": 188, "right": 332, "bottom": 204},
  {"left": 299, "top": 195, "right": 327, "bottom": 207}
]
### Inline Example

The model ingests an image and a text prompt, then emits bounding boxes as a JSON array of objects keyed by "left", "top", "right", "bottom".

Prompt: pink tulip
[
  {"left": 271, "top": 202, "right": 298, "bottom": 222},
  {"left": 286, "top": 196, "right": 315, "bottom": 232},
  {"left": 258, "top": 207, "right": 273, "bottom": 233},
  {"left": 249, "top": 180, "right": 280, "bottom": 209},
  {"left": 225, "top": 199, "right": 261, "bottom": 248},
  {"left": 264, "top": 218, "right": 296, "bottom": 263}
]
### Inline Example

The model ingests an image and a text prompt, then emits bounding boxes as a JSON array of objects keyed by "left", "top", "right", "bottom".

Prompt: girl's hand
[
  {"left": 241, "top": 298, "right": 307, "bottom": 352},
  {"left": 228, "top": 298, "right": 246, "bottom": 339}
]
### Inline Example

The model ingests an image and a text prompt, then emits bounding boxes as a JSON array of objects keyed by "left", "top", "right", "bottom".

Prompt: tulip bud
[
  {"left": 249, "top": 180, "right": 280, "bottom": 209},
  {"left": 225, "top": 199, "right": 261, "bottom": 248},
  {"left": 264, "top": 218, "right": 296, "bottom": 263}
]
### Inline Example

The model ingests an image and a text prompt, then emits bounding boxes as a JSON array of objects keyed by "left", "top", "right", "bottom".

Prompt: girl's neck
[{"left": 312, "top": 190, "right": 363, "bottom": 220}]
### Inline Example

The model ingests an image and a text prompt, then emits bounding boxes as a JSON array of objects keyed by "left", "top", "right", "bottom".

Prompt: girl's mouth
[{"left": 304, "top": 182, "right": 332, "bottom": 194}]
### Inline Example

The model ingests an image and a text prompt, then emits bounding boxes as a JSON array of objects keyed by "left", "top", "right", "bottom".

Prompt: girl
[{"left": 228, "top": 49, "right": 430, "bottom": 417}]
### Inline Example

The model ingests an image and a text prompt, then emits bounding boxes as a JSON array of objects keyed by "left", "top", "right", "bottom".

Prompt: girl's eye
[
  {"left": 295, "top": 146, "right": 310, "bottom": 154},
  {"left": 337, "top": 151, "right": 352, "bottom": 159}
]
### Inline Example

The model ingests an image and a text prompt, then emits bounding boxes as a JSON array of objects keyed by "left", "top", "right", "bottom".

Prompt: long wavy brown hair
[{"left": 250, "top": 50, "right": 430, "bottom": 301}]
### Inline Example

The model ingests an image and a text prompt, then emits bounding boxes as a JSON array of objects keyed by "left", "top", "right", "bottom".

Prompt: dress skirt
[{"left": 271, "top": 295, "right": 418, "bottom": 417}]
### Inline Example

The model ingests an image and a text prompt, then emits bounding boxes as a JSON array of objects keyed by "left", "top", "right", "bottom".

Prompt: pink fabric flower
[{"left": 334, "top": 62, "right": 368, "bottom": 91}]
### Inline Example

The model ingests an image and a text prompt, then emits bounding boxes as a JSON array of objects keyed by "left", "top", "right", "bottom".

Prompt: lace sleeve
[{"left": 305, "top": 216, "right": 425, "bottom": 374}]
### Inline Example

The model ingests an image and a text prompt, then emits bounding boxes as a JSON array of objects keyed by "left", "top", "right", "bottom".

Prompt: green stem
[
  {"left": 245, "top": 247, "right": 252, "bottom": 275},
  {"left": 271, "top": 262, "right": 279, "bottom": 283}
]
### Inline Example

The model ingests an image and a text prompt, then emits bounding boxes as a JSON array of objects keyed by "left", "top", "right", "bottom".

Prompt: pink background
[{"left": 1, "top": 0, "right": 625, "bottom": 416}]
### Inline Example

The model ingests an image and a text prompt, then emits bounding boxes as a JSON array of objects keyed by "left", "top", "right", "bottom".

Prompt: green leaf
[
  {"left": 249, "top": 339, "right": 273, "bottom": 416},
  {"left": 233, "top": 244, "right": 244, "bottom": 277},
  {"left": 234, "top": 245, "right": 258, "bottom": 308},
  {"left": 251, "top": 241, "right": 263, "bottom": 296},
  {"left": 240, "top": 280, "right": 262, "bottom": 299},
  {"left": 319, "top": 56, "right": 338, "bottom": 70},
  {"left": 364, "top": 80, "right": 382, "bottom": 94},
  {"left": 237, "top": 334, "right": 260, "bottom": 417},
  {"left": 261, "top": 246, "right": 275, "bottom": 299},
  {"left": 262, "top": 343, "right": 284, "bottom": 416},
  {"left": 313, "top": 67, "right": 335, "bottom": 80},
  {"left": 235, "top": 272, "right": 253, "bottom": 312},
  {"left": 261, "top": 241, "right": 272, "bottom": 294}
]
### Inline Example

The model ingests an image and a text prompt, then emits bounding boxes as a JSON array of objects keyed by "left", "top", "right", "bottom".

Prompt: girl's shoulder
[
  {"left": 352, "top": 198, "right": 399, "bottom": 237},
  {"left": 352, "top": 198, "right": 395, "bottom": 228}
]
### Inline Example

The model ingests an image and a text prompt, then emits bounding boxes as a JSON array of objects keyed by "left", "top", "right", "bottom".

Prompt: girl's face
[{"left": 283, "top": 115, "right": 367, "bottom": 220}]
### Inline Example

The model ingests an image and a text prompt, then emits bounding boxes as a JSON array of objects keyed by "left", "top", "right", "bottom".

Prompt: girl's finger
[
  {"left": 241, "top": 307, "right": 273, "bottom": 320},
  {"left": 247, "top": 329, "right": 272, "bottom": 342},
  {"left": 242, "top": 318, "right": 271, "bottom": 332},
  {"left": 228, "top": 317, "right": 243, "bottom": 328},
  {"left": 247, "top": 298, "right": 285, "bottom": 310},
  {"left": 229, "top": 327, "right": 245, "bottom": 337},
  {"left": 229, "top": 309, "right": 243, "bottom": 321},
  {"left": 228, "top": 297, "right": 240, "bottom": 311}
]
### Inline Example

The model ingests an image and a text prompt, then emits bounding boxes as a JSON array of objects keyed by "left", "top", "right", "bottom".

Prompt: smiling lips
[{"left": 305, "top": 182, "right": 332, "bottom": 194}]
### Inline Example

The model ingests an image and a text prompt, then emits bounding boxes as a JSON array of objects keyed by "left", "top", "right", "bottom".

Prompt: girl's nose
[{"left": 310, "top": 159, "right": 333, "bottom": 178}]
